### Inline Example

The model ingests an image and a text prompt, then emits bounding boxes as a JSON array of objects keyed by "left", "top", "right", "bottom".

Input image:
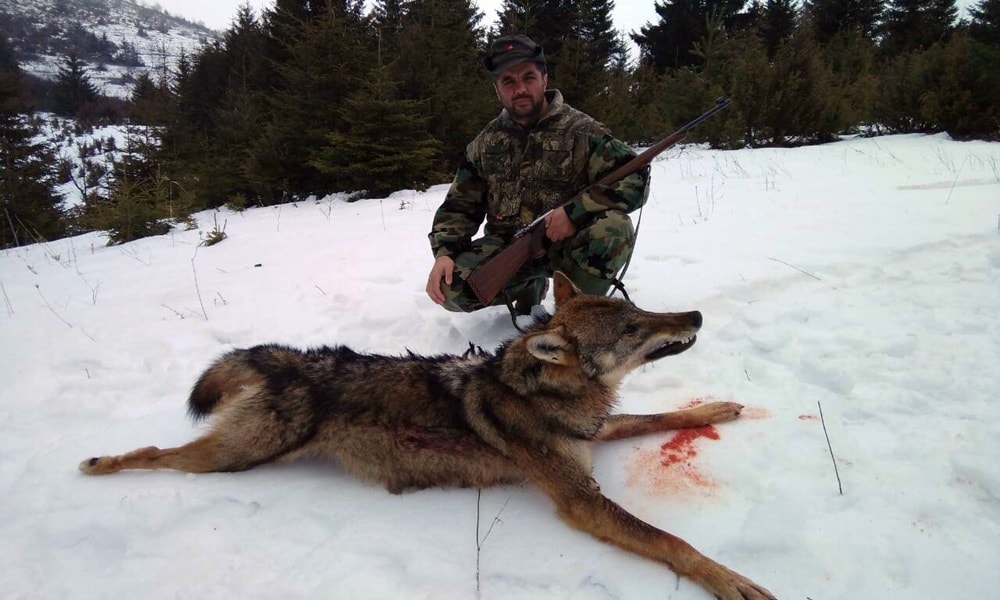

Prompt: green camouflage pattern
[
  {"left": 438, "top": 210, "right": 635, "bottom": 312},
  {"left": 429, "top": 90, "right": 649, "bottom": 311}
]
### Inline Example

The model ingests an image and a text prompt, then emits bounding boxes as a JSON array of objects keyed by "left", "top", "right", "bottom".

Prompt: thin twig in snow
[
  {"left": 35, "top": 284, "right": 95, "bottom": 342},
  {"left": 190, "top": 247, "right": 208, "bottom": 320},
  {"left": 35, "top": 284, "right": 73, "bottom": 328},
  {"left": 476, "top": 489, "right": 512, "bottom": 595},
  {"left": 161, "top": 304, "right": 187, "bottom": 319},
  {"left": 944, "top": 156, "right": 968, "bottom": 205},
  {"left": 1, "top": 280, "right": 12, "bottom": 317},
  {"left": 768, "top": 257, "right": 822, "bottom": 281},
  {"left": 818, "top": 400, "right": 843, "bottom": 495}
]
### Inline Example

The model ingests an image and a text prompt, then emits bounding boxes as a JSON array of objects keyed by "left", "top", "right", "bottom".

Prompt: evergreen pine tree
[
  {"left": 393, "top": 0, "right": 494, "bottom": 169},
  {"left": 495, "top": 0, "right": 626, "bottom": 107},
  {"left": 561, "top": 0, "right": 630, "bottom": 108},
  {"left": 881, "top": 0, "right": 959, "bottom": 55},
  {"left": 802, "top": 0, "right": 882, "bottom": 44},
  {"left": 969, "top": 0, "right": 1000, "bottom": 44},
  {"left": 759, "top": 29, "right": 841, "bottom": 144},
  {"left": 129, "top": 72, "right": 174, "bottom": 126},
  {"left": 371, "top": 0, "right": 407, "bottom": 61},
  {"left": 247, "top": 0, "right": 375, "bottom": 200},
  {"left": 79, "top": 123, "right": 195, "bottom": 245},
  {"left": 201, "top": 6, "right": 272, "bottom": 206},
  {"left": 759, "top": 0, "right": 799, "bottom": 57},
  {"left": 0, "top": 37, "right": 66, "bottom": 248},
  {"left": 823, "top": 30, "right": 879, "bottom": 131},
  {"left": 496, "top": 0, "right": 573, "bottom": 58},
  {"left": 310, "top": 62, "right": 444, "bottom": 198},
  {"left": 160, "top": 7, "right": 274, "bottom": 207},
  {"left": 632, "top": 0, "right": 751, "bottom": 72},
  {"left": 917, "top": 33, "right": 1000, "bottom": 139},
  {"left": 52, "top": 53, "right": 99, "bottom": 117}
]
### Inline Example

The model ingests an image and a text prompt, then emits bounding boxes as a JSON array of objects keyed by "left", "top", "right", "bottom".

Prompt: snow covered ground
[{"left": 1, "top": 133, "right": 998, "bottom": 599}]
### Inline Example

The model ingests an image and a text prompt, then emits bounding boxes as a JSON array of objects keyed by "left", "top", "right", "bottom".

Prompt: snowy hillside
[
  {"left": 1, "top": 134, "right": 999, "bottom": 599},
  {"left": 1, "top": 0, "right": 219, "bottom": 97}
]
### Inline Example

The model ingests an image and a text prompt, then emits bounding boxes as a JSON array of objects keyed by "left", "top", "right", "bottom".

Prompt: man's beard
[{"left": 507, "top": 93, "right": 545, "bottom": 124}]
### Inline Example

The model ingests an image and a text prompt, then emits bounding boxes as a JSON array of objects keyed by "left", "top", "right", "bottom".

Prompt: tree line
[{"left": 2, "top": 0, "right": 999, "bottom": 248}]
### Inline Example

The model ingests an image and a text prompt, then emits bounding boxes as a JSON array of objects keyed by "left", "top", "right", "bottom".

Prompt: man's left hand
[{"left": 544, "top": 208, "right": 576, "bottom": 242}]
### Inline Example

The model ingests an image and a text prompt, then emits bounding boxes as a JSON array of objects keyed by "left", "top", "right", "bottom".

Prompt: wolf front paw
[
  {"left": 686, "top": 401, "right": 744, "bottom": 426},
  {"left": 703, "top": 564, "right": 776, "bottom": 600}
]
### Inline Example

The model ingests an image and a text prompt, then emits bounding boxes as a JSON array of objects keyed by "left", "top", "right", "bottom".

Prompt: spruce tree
[
  {"left": 969, "top": 0, "right": 1000, "bottom": 44},
  {"left": 494, "top": 0, "right": 627, "bottom": 109},
  {"left": 310, "top": 63, "right": 444, "bottom": 198},
  {"left": 201, "top": 5, "right": 272, "bottom": 206},
  {"left": 0, "top": 37, "right": 66, "bottom": 248},
  {"left": 393, "top": 0, "right": 494, "bottom": 170},
  {"left": 632, "top": 0, "right": 751, "bottom": 72},
  {"left": 247, "top": 0, "right": 375, "bottom": 200},
  {"left": 802, "top": 0, "right": 882, "bottom": 44},
  {"left": 881, "top": 0, "right": 959, "bottom": 55},
  {"left": 917, "top": 33, "right": 1000, "bottom": 139},
  {"left": 496, "top": 0, "right": 573, "bottom": 58},
  {"left": 79, "top": 123, "right": 195, "bottom": 245},
  {"left": 823, "top": 30, "right": 879, "bottom": 131},
  {"left": 759, "top": 0, "right": 799, "bottom": 57},
  {"left": 561, "top": 0, "right": 629, "bottom": 109},
  {"left": 759, "top": 29, "right": 841, "bottom": 145},
  {"left": 52, "top": 53, "right": 99, "bottom": 117},
  {"left": 371, "top": 0, "right": 407, "bottom": 61},
  {"left": 129, "top": 72, "right": 174, "bottom": 126},
  {"left": 160, "top": 6, "right": 274, "bottom": 207}
]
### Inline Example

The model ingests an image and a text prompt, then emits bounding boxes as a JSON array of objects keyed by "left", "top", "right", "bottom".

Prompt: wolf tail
[{"left": 187, "top": 349, "right": 266, "bottom": 421}]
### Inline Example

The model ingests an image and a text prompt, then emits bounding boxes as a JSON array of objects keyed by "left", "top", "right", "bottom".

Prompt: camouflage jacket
[{"left": 429, "top": 90, "right": 650, "bottom": 259}]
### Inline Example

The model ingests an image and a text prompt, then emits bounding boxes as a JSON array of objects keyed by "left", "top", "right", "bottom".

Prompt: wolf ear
[
  {"left": 525, "top": 327, "right": 573, "bottom": 365},
  {"left": 553, "top": 272, "right": 580, "bottom": 307}
]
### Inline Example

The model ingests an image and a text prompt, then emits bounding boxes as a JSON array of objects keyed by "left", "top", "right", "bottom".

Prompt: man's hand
[
  {"left": 426, "top": 256, "right": 455, "bottom": 304},
  {"left": 544, "top": 208, "right": 576, "bottom": 242}
]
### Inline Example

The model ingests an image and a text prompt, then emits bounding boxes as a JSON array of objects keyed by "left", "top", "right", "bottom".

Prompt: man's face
[{"left": 494, "top": 61, "right": 548, "bottom": 126}]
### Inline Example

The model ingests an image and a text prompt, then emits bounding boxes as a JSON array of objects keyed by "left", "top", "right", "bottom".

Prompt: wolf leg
[
  {"left": 79, "top": 435, "right": 245, "bottom": 475},
  {"left": 594, "top": 401, "right": 743, "bottom": 441},
  {"left": 521, "top": 450, "right": 775, "bottom": 600}
]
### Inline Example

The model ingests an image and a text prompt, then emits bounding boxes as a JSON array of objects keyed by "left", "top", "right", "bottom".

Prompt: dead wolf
[{"left": 80, "top": 272, "right": 775, "bottom": 600}]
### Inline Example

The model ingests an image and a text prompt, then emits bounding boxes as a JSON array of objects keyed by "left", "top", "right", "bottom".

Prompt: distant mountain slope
[{"left": 0, "top": 0, "right": 220, "bottom": 97}]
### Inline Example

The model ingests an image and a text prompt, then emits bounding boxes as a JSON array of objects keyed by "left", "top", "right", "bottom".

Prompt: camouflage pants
[{"left": 440, "top": 210, "right": 635, "bottom": 312}]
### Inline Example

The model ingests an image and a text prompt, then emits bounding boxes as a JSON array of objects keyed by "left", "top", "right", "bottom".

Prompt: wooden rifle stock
[{"left": 466, "top": 97, "right": 731, "bottom": 307}]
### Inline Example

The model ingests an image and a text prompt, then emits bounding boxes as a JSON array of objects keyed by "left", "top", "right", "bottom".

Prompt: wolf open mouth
[{"left": 646, "top": 336, "right": 697, "bottom": 361}]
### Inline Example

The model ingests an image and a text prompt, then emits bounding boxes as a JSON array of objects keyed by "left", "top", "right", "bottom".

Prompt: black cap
[{"left": 482, "top": 35, "right": 546, "bottom": 78}]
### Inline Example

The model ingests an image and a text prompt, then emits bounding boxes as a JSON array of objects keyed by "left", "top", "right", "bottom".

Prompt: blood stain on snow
[
  {"left": 627, "top": 396, "right": 770, "bottom": 496},
  {"left": 661, "top": 426, "right": 720, "bottom": 464},
  {"left": 678, "top": 397, "right": 711, "bottom": 409},
  {"left": 741, "top": 406, "right": 771, "bottom": 419},
  {"left": 628, "top": 425, "right": 722, "bottom": 497}
]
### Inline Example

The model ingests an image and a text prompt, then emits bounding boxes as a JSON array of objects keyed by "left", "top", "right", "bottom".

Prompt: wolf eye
[{"left": 623, "top": 324, "right": 639, "bottom": 335}]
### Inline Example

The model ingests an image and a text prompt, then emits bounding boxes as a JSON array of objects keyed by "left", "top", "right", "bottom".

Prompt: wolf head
[{"left": 523, "top": 273, "right": 702, "bottom": 388}]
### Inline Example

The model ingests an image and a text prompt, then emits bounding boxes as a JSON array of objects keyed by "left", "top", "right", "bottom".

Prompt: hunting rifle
[{"left": 467, "top": 96, "right": 732, "bottom": 307}]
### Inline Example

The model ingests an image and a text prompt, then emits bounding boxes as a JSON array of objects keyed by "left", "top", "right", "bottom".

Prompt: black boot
[{"left": 511, "top": 277, "right": 549, "bottom": 316}]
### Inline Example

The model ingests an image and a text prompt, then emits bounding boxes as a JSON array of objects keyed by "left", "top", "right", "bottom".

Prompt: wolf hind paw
[{"left": 79, "top": 456, "right": 113, "bottom": 475}]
